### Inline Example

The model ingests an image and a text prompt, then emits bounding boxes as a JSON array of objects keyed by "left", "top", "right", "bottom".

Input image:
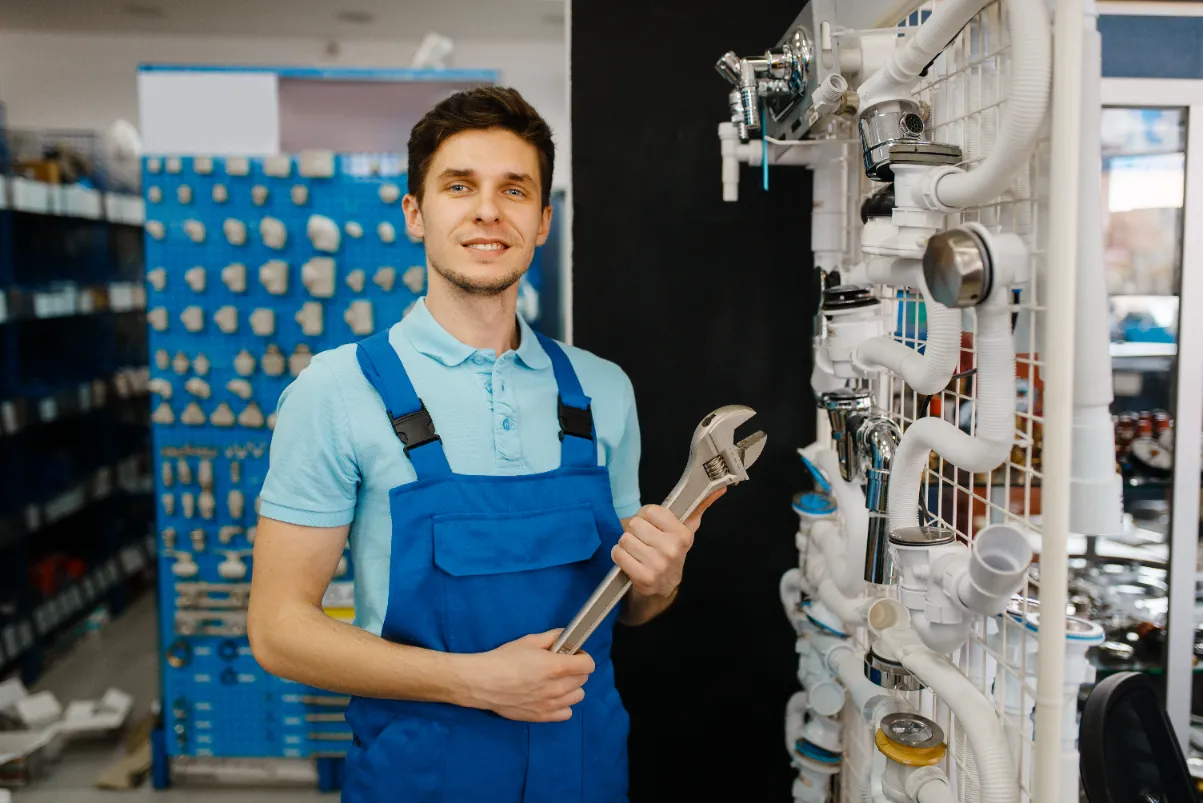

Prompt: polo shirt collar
[{"left": 401, "top": 297, "right": 552, "bottom": 370}]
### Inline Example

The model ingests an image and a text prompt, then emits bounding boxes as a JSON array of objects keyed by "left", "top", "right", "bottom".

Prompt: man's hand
[
  {"left": 458, "top": 630, "right": 595, "bottom": 723},
  {"left": 613, "top": 488, "right": 726, "bottom": 599}
]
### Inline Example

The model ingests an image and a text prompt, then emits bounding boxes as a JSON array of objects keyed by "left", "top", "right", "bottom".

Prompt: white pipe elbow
[
  {"left": 855, "top": 273, "right": 963, "bottom": 396},
  {"left": 817, "top": 578, "right": 873, "bottom": 629},
  {"left": 780, "top": 569, "right": 809, "bottom": 631},
  {"left": 785, "top": 690, "right": 809, "bottom": 757},
  {"left": 814, "top": 449, "right": 869, "bottom": 594},
  {"left": 910, "top": 614, "right": 973, "bottom": 655}
]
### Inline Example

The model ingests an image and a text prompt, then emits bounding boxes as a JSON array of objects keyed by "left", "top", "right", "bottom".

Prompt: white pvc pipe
[
  {"left": 917, "top": 779, "right": 958, "bottom": 803},
  {"left": 1036, "top": 0, "right": 1082, "bottom": 797},
  {"left": 933, "top": 0, "right": 1052, "bottom": 209},
  {"left": 786, "top": 690, "right": 809, "bottom": 758},
  {"left": 881, "top": 628, "right": 1018, "bottom": 803},
  {"left": 855, "top": 268, "right": 963, "bottom": 395},
  {"left": 1069, "top": 2, "right": 1124, "bottom": 538},
  {"left": 814, "top": 448, "right": 869, "bottom": 594},
  {"left": 781, "top": 569, "right": 809, "bottom": 630},
  {"left": 817, "top": 578, "right": 873, "bottom": 629},
  {"left": 887, "top": 291, "right": 1015, "bottom": 534}
]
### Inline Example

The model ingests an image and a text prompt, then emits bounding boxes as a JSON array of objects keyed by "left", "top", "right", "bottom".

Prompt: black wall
[{"left": 571, "top": 2, "right": 819, "bottom": 800}]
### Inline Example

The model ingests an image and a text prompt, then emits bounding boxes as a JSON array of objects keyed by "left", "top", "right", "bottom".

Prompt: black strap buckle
[
  {"left": 390, "top": 402, "right": 441, "bottom": 455},
  {"left": 558, "top": 398, "right": 594, "bottom": 442}
]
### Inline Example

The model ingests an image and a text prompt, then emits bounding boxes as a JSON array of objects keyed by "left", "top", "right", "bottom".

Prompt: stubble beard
[{"left": 430, "top": 255, "right": 526, "bottom": 297}]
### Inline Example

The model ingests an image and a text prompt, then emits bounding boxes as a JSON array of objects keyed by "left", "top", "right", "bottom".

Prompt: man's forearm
[
  {"left": 249, "top": 602, "right": 477, "bottom": 704},
  {"left": 619, "top": 585, "right": 679, "bottom": 626}
]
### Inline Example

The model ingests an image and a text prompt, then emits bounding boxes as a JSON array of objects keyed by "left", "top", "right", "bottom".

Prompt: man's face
[{"left": 403, "top": 128, "right": 552, "bottom": 297}]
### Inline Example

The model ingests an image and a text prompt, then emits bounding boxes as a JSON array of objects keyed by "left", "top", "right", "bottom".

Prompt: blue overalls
[{"left": 342, "top": 329, "right": 630, "bottom": 803}]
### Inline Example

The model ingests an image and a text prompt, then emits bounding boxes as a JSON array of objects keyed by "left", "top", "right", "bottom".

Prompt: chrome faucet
[{"left": 818, "top": 389, "right": 902, "bottom": 585}]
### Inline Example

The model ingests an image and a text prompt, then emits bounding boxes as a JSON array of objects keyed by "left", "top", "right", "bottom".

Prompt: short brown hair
[{"left": 407, "top": 86, "right": 555, "bottom": 205}]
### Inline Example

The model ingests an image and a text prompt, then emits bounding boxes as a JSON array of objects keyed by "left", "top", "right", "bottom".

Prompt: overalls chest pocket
[{"left": 432, "top": 501, "right": 603, "bottom": 653}]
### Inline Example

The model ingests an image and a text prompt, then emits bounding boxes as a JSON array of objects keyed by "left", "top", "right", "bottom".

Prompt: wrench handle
[
  {"left": 551, "top": 476, "right": 724, "bottom": 655},
  {"left": 551, "top": 565, "right": 632, "bottom": 655}
]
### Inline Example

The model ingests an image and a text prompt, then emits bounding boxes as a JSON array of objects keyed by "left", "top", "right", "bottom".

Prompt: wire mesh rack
[{"left": 840, "top": 2, "right": 1053, "bottom": 801}]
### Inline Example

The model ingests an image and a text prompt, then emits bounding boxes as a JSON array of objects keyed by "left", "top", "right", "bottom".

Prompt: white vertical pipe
[
  {"left": 1036, "top": 2, "right": 1081, "bottom": 802},
  {"left": 1165, "top": 100, "right": 1203, "bottom": 751}
]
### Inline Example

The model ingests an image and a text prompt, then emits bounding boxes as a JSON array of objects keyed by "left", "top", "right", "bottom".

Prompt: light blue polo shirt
[{"left": 259, "top": 298, "right": 642, "bottom": 636}]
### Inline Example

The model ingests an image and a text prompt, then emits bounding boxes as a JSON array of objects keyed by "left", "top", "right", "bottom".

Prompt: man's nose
[{"left": 473, "top": 192, "right": 502, "bottom": 223}]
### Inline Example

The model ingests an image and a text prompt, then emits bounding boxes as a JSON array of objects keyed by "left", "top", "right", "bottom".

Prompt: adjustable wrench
[{"left": 551, "top": 405, "right": 767, "bottom": 655}]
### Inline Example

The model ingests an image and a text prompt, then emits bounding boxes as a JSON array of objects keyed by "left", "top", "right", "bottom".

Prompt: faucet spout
[{"left": 860, "top": 416, "right": 901, "bottom": 584}]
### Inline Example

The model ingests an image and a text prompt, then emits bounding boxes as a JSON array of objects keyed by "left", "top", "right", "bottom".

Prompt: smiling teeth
[{"left": 467, "top": 243, "right": 505, "bottom": 251}]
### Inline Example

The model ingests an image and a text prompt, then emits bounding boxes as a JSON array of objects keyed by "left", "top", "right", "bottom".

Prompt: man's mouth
[{"left": 462, "top": 239, "right": 509, "bottom": 252}]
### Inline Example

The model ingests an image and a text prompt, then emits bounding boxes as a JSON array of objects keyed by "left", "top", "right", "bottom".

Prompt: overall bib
[{"left": 342, "top": 330, "right": 630, "bottom": 803}]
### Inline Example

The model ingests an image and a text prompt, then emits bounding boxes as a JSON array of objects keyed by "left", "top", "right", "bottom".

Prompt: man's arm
[{"left": 247, "top": 516, "right": 596, "bottom": 722}]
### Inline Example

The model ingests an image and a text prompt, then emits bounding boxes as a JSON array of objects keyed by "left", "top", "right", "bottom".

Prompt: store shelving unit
[{"left": 0, "top": 151, "right": 154, "bottom": 686}]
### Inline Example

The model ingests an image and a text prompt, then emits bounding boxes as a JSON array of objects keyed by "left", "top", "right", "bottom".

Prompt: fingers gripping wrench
[{"left": 551, "top": 405, "right": 767, "bottom": 655}]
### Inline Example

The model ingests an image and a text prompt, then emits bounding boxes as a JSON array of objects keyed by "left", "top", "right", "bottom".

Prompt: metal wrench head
[{"left": 688, "top": 405, "right": 766, "bottom": 482}]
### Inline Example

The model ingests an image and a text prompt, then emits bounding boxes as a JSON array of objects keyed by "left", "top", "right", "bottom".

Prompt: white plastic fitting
[
  {"left": 266, "top": 413, "right": 277, "bottom": 431},
  {"left": 164, "top": 551, "right": 199, "bottom": 578},
  {"left": 252, "top": 185, "right": 269, "bottom": 206},
  {"left": 234, "top": 350, "right": 256, "bottom": 376},
  {"left": 145, "top": 221, "right": 165, "bottom": 240},
  {"left": 222, "top": 263, "right": 247, "bottom": 293},
  {"left": 218, "top": 551, "right": 250, "bottom": 580},
  {"left": 259, "top": 260, "right": 288, "bottom": 295},
  {"left": 264, "top": 155, "right": 291, "bottom": 178},
  {"left": 819, "top": 299, "right": 886, "bottom": 381},
  {"left": 147, "top": 267, "right": 167, "bottom": 292},
  {"left": 218, "top": 526, "right": 243, "bottom": 545},
  {"left": 299, "top": 150, "right": 335, "bottom": 178},
  {"left": 212, "top": 184, "right": 229, "bottom": 203},
  {"left": 289, "top": 345, "right": 313, "bottom": 376},
  {"left": 161, "top": 494, "right": 175, "bottom": 516},
  {"left": 193, "top": 354, "right": 210, "bottom": 376},
  {"left": 378, "top": 222, "right": 397, "bottom": 244},
  {"left": 228, "top": 490, "right": 245, "bottom": 519},
  {"left": 148, "top": 307, "right": 169, "bottom": 331},
  {"left": 176, "top": 458, "right": 192, "bottom": 485},
  {"left": 227, "top": 379, "right": 253, "bottom": 400},
  {"left": 403, "top": 266, "right": 426, "bottom": 293},
  {"left": 194, "top": 156, "right": 213, "bottom": 175},
  {"left": 346, "top": 269, "right": 366, "bottom": 293},
  {"left": 180, "top": 402, "right": 206, "bottom": 426},
  {"left": 796, "top": 634, "right": 847, "bottom": 718},
  {"left": 291, "top": 185, "right": 309, "bottom": 206},
  {"left": 237, "top": 403, "right": 265, "bottom": 428},
  {"left": 180, "top": 306, "right": 204, "bottom": 332},
  {"left": 184, "top": 377, "right": 211, "bottom": 399},
  {"left": 260, "top": 217, "right": 287, "bottom": 250},
  {"left": 223, "top": 218, "right": 247, "bottom": 246},
  {"left": 183, "top": 220, "right": 205, "bottom": 243},
  {"left": 165, "top": 157, "right": 182, "bottom": 174},
  {"left": 198, "top": 459, "right": 213, "bottom": 489},
  {"left": 261, "top": 346, "right": 286, "bottom": 376},
  {"left": 198, "top": 490, "right": 215, "bottom": 520},
  {"left": 344, "top": 301, "right": 373, "bottom": 335},
  {"left": 172, "top": 352, "right": 190, "bottom": 375},
  {"left": 225, "top": 156, "right": 250, "bottom": 176},
  {"left": 181, "top": 492, "right": 195, "bottom": 519},
  {"left": 302, "top": 257, "right": 336, "bottom": 297},
  {"left": 345, "top": 221, "right": 364, "bottom": 239},
  {"left": 812, "top": 448, "right": 870, "bottom": 596},
  {"left": 151, "top": 401, "right": 174, "bottom": 425},
  {"left": 295, "top": 301, "right": 324, "bottom": 336},
  {"left": 154, "top": 349, "right": 170, "bottom": 370},
  {"left": 149, "top": 378, "right": 173, "bottom": 399},
  {"left": 308, "top": 215, "right": 341, "bottom": 253},
  {"left": 780, "top": 569, "right": 809, "bottom": 633},
  {"left": 146, "top": 158, "right": 161, "bottom": 173},
  {"left": 210, "top": 403, "right": 235, "bottom": 427},
  {"left": 148, "top": 186, "right": 162, "bottom": 204},
  {"left": 162, "top": 527, "right": 177, "bottom": 549},
  {"left": 211, "top": 306, "right": 236, "bottom": 334},
  {"left": 374, "top": 266, "right": 396, "bottom": 292},
  {"left": 190, "top": 528, "right": 205, "bottom": 551},
  {"left": 249, "top": 309, "right": 276, "bottom": 336},
  {"left": 379, "top": 183, "right": 401, "bottom": 204},
  {"left": 177, "top": 185, "right": 192, "bottom": 205}
]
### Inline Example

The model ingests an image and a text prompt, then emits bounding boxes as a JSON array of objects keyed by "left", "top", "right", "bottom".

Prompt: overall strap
[
  {"left": 355, "top": 330, "right": 452, "bottom": 478},
  {"left": 535, "top": 333, "right": 596, "bottom": 468}
]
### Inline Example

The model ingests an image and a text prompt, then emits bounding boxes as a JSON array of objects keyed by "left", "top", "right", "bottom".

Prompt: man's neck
[{"left": 423, "top": 276, "right": 521, "bottom": 356}]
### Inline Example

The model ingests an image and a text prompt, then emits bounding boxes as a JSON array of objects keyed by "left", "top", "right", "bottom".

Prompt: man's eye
[
  {"left": 449, "top": 184, "right": 468, "bottom": 192},
  {"left": 506, "top": 188, "right": 526, "bottom": 198}
]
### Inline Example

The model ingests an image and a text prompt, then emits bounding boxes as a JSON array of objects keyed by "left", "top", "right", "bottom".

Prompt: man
[{"left": 248, "top": 87, "right": 722, "bottom": 802}]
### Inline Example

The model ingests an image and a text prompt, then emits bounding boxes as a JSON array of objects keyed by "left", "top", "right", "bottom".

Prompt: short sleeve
[
  {"left": 259, "top": 358, "right": 360, "bottom": 527},
  {"left": 608, "top": 373, "right": 642, "bottom": 519}
]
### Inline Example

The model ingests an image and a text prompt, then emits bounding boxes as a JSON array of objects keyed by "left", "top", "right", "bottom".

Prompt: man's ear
[
  {"left": 402, "top": 193, "right": 425, "bottom": 242},
  {"left": 535, "top": 202, "right": 552, "bottom": 247}
]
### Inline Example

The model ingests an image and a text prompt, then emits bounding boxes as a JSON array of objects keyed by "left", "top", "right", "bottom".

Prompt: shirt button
[
  {"left": 473, "top": 354, "right": 487, "bottom": 365},
  {"left": 485, "top": 382, "right": 493, "bottom": 394},
  {"left": 502, "top": 418, "right": 513, "bottom": 431}
]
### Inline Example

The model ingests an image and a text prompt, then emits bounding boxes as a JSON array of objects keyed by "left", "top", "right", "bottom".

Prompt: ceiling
[{"left": 0, "top": 0, "right": 565, "bottom": 41}]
